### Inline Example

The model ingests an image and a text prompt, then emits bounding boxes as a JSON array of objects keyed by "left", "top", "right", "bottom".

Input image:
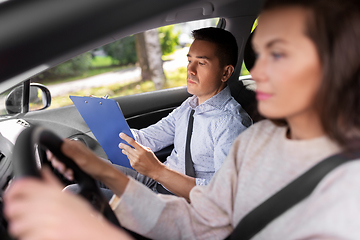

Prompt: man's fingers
[
  {"left": 119, "top": 133, "right": 141, "bottom": 150},
  {"left": 119, "top": 143, "right": 138, "bottom": 159},
  {"left": 119, "top": 132, "right": 133, "bottom": 143},
  {"left": 118, "top": 142, "right": 133, "bottom": 152}
]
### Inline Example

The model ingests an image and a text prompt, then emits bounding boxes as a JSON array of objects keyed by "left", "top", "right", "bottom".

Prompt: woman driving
[{"left": 4, "top": 0, "right": 360, "bottom": 239}]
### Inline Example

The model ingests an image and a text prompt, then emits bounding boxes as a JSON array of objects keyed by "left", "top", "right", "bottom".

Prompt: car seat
[{"left": 230, "top": 30, "right": 264, "bottom": 123}]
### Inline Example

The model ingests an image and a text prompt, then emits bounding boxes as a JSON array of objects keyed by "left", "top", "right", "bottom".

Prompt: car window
[
  {"left": 240, "top": 18, "right": 258, "bottom": 77},
  {"left": 28, "top": 18, "right": 220, "bottom": 110}
]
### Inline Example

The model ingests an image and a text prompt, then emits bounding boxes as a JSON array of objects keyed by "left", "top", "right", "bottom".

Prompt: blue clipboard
[{"left": 70, "top": 96, "right": 134, "bottom": 169}]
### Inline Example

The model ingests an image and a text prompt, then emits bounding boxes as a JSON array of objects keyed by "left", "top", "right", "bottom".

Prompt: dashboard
[{"left": 0, "top": 119, "right": 28, "bottom": 195}]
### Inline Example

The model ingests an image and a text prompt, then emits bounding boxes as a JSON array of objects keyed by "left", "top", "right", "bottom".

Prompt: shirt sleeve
[
  {"left": 131, "top": 106, "right": 181, "bottom": 152},
  {"left": 195, "top": 178, "right": 207, "bottom": 186}
]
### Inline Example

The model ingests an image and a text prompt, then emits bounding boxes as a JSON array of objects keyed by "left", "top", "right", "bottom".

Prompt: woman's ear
[{"left": 221, "top": 65, "right": 235, "bottom": 82}]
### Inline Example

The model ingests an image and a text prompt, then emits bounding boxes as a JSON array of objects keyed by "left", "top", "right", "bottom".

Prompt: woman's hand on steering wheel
[
  {"left": 48, "top": 138, "right": 130, "bottom": 199},
  {"left": 3, "top": 126, "right": 134, "bottom": 240},
  {"left": 3, "top": 167, "right": 133, "bottom": 240},
  {"left": 47, "top": 139, "right": 113, "bottom": 182}
]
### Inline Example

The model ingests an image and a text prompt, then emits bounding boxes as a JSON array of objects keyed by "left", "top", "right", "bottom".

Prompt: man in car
[
  {"left": 58, "top": 27, "right": 252, "bottom": 202},
  {"left": 6, "top": 0, "right": 360, "bottom": 240}
]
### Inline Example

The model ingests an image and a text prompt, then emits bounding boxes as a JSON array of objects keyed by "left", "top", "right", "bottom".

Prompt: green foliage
[
  {"left": 33, "top": 52, "right": 92, "bottom": 82},
  {"left": 34, "top": 27, "right": 180, "bottom": 83},
  {"left": 49, "top": 66, "right": 187, "bottom": 109},
  {"left": 54, "top": 52, "right": 92, "bottom": 75},
  {"left": 102, "top": 36, "right": 137, "bottom": 65},
  {"left": 43, "top": 66, "right": 126, "bottom": 85},
  {"left": 91, "top": 56, "right": 115, "bottom": 67},
  {"left": 158, "top": 25, "right": 180, "bottom": 55},
  {"left": 164, "top": 67, "right": 187, "bottom": 88}
]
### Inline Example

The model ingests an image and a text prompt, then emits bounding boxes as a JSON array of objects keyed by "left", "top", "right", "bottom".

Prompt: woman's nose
[{"left": 251, "top": 57, "right": 266, "bottom": 83}]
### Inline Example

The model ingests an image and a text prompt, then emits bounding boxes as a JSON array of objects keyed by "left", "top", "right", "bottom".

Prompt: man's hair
[
  {"left": 262, "top": 0, "right": 360, "bottom": 150},
  {"left": 191, "top": 27, "right": 238, "bottom": 68}
]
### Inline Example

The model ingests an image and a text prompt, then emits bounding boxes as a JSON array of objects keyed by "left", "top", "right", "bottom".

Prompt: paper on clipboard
[{"left": 70, "top": 95, "right": 134, "bottom": 169}]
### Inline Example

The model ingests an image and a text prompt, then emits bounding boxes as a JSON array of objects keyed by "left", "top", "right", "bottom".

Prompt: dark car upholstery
[{"left": 231, "top": 31, "right": 264, "bottom": 122}]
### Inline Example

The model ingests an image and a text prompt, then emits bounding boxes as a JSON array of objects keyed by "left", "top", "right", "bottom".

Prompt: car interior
[
  {"left": 0, "top": 0, "right": 263, "bottom": 184},
  {"left": 0, "top": 0, "right": 265, "bottom": 238}
]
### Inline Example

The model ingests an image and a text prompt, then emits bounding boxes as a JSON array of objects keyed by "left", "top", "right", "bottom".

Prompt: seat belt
[
  {"left": 185, "top": 109, "right": 196, "bottom": 177},
  {"left": 156, "top": 109, "right": 196, "bottom": 195},
  {"left": 225, "top": 150, "right": 360, "bottom": 240}
]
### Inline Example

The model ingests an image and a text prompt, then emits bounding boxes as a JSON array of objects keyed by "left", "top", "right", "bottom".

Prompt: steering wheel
[{"left": 10, "top": 125, "right": 121, "bottom": 227}]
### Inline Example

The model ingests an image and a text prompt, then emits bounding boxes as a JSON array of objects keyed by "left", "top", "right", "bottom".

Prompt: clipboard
[{"left": 70, "top": 95, "right": 134, "bottom": 169}]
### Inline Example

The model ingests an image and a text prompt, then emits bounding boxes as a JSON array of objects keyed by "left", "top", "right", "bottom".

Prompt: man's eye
[{"left": 199, "top": 62, "right": 205, "bottom": 65}]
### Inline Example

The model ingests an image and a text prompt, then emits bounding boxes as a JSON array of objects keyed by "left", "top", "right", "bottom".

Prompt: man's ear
[{"left": 221, "top": 65, "right": 235, "bottom": 82}]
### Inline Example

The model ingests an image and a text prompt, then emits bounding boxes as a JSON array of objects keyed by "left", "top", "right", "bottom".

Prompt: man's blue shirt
[{"left": 132, "top": 86, "right": 252, "bottom": 185}]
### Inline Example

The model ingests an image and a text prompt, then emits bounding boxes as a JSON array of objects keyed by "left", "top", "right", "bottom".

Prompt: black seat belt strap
[
  {"left": 155, "top": 109, "right": 196, "bottom": 195},
  {"left": 185, "top": 109, "right": 196, "bottom": 177},
  {"left": 226, "top": 150, "right": 360, "bottom": 240}
]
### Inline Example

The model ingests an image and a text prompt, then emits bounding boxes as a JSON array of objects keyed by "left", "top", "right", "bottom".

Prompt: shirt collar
[{"left": 188, "top": 86, "right": 232, "bottom": 113}]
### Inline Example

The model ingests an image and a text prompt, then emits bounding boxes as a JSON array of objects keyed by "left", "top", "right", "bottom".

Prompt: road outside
[{"left": 48, "top": 47, "right": 189, "bottom": 97}]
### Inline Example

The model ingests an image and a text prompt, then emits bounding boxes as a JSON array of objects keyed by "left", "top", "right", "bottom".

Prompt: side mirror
[{"left": 5, "top": 83, "right": 51, "bottom": 114}]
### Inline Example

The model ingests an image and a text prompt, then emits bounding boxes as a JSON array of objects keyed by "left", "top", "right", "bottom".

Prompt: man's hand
[
  {"left": 119, "top": 133, "right": 165, "bottom": 180},
  {"left": 119, "top": 133, "right": 196, "bottom": 201}
]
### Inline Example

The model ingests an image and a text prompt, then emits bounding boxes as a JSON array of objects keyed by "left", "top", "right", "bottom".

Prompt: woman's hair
[{"left": 263, "top": 0, "right": 360, "bottom": 150}]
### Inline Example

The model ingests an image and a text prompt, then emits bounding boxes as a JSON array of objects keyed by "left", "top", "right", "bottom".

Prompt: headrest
[{"left": 244, "top": 30, "right": 256, "bottom": 72}]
